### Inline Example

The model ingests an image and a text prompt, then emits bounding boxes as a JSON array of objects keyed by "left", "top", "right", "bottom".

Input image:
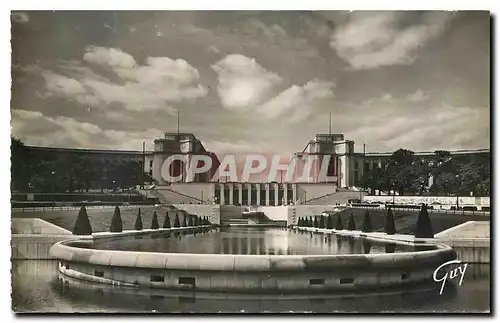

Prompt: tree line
[
  {"left": 11, "top": 137, "right": 153, "bottom": 193},
  {"left": 358, "top": 148, "right": 490, "bottom": 196}
]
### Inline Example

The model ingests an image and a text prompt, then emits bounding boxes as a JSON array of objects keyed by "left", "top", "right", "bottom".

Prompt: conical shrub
[
  {"left": 181, "top": 213, "right": 187, "bottom": 227},
  {"left": 73, "top": 206, "right": 92, "bottom": 235},
  {"left": 151, "top": 211, "right": 159, "bottom": 229},
  {"left": 335, "top": 214, "right": 344, "bottom": 230},
  {"left": 326, "top": 215, "right": 333, "bottom": 229},
  {"left": 362, "top": 210, "right": 372, "bottom": 233},
  {"left": 174, "top": 213, "right": 180, "bottom": 227},
  {"left": 110, "top": 205, "right": 123, "bottom": 232},
  {"left": 319, "top": 215, "right": 325, "bottom": 228},
  {"left": 308, "top": 216, "right": 313, "bottom": 227},
  {"left": 385, "top": 207, "right": 396, "bottom": 235},
  {"left": 348, "top": 213, "right": 356, "bottom": 231},
  {"left": 163, "top": 211, "right": 171, "bottom": 229},
  {"left": 415, "top": 204, "right": 434, "bottom": 238},
  {"left": 313, "top": 216, "right": 319, "bottom": 228},
  {"left": 134, "top": 208, "right": 143, "bottom": 231}
]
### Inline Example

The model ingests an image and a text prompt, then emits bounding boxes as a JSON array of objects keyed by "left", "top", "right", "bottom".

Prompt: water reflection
[
  {"left": 82, "top": 228, "right": 433, "bottom": 256},
  {"left": 12, "top": 260, "right": 490, "bottom": 313},
  {"left": 385, "top": 243, "right": 396, "bottom": 254}
]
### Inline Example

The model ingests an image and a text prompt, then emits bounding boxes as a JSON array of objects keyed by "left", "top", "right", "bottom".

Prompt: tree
[
  {"left": 362, "top": 210, "right": 372, "bottom": 233},
  {"left": 151, "top": 211, "right": 159, "bottom": 229},
  {"left": 174, "top": 213, "right": 181, "bottom": 227},
  {"left": 326, "top": 215, "right": 333, "bottom": 229},
  {"left": 348, "top": 213, "right": 356, "bottom": 231},
  {"left": 415, "top": 204, "right": 434, "bottom": 238},
  {"left": 187, "top": 216, "right": 193, "bottom": 227},
  {"left": 319, "top": 215, "right": 325, "bottom": 228},
  {"left": 163, "top": 212, "right": 171, "bottom": 229},
  {"left": 335, "top": 214, "right": 343, "bottom": 230},
  {"left": 73, "top": 206, "right": 92, "bottom": 235},
  {"left": 181, "top": 214, "right": 187, "bottom": 227},
  {"left": 134, "top": 208, "right": 143, "bottom": 230},
  {"left": 385, "top": 208, "right": 396, "bottom": 235},
  {"left": 308, "top": 216, "right": 313, "bottom": 227},
  {"left": 110, "top": 206, "right": 123, "bottom": 232},
  {"left": 313, "top": 216, "right": 319, "bottom": 228}
]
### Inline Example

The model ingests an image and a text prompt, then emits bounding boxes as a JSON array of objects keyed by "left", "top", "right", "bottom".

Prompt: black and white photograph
[{"left": 9, "top": 7, "right": 492, "bottom": 314}]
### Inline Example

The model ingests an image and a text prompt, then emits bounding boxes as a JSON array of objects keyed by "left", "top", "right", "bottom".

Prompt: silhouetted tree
[
  {"left": 326, "top": 215, "right": 333, "bottom": 229},
  {"left": 73, "top": 206, "right": 92, "bottom": 235},
  {"left": 308, "top": 216, "right": 313, "bottom": 227},
  {"left": 335, "top": 214, "right": 344, "bottom": 230},
  {"left": 313, "top": 216, "right": 319, "bottom": 228},
  {"left": 181, "top": 214, "right": 187, "bottom": 227},
  {"left": 134, "top": 208, "right": 143, "bottom": 231},
  {"left": 110, "top": 205, "right": 123, "bottom": 232},
  {"left": 319, "top": 215, "right": 325, "bottom": 228},
  {"left": 174, "top": 213, "right": 181, "bottom": 228},
  {"left": 151, "top": 211, "right": 159, "bottom": 229},
  {"left": 163, "top": 212, "right": 171, "bottom": 229},
  {"left": 348, "top": 213, "right": 356, "bottom": 231},
  {"left": 415, "top": 204, "right": 434, "bottom": 238},
  {"left": 385, "top": 207, "right": 396, "bottom": 235},
  {"left": 362, "top": 210, "right": 372, "bottom": 233}
]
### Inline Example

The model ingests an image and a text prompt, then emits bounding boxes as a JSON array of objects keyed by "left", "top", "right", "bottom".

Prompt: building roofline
[
  {"left": 25, "top": 146, "right": 154, "bottom": 155},
  {"left": 354, "top": 148, "right": 490, "bottom": 157}
]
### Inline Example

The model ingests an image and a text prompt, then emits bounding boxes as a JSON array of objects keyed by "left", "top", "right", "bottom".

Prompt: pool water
[
  {"left": 83, "top": 227, "right": 435, "bottom": 255},
  {"left": 11, "top": 260, "right": 490, "bottom": 313}
]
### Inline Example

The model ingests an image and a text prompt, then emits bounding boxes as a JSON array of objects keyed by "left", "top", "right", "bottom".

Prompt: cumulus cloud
[
  {"left": 11, "top": 12, "right": 29, "bottom": 23},
  {"left": 41, "top": 46, "right": 207, "bottom": 113},
  {"left": 258, "top": 80, "right": 335, "bottom": 123},
  {"left": 212, "top": 54, "right": 282, "bottom": 110},
  {"left": 11, "top": 109, "right": 163, "bottom": 150},
  {"left": 344, "top": 103, "right": 489, "bottom": 152},
  {"left": 330, "top": 11, "right": 455, "bottom": 69},
  {"left": 406, "top": 89, "right": 429, "bottom": 102}
]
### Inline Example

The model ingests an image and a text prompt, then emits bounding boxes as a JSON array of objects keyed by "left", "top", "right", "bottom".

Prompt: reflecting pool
[{"left": 82, "top": 227, "right": 434, "bottom": 255}]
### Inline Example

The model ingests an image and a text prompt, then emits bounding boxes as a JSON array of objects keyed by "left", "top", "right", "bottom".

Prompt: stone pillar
[
  {"left": 238, "top": 183, "right": 243, "bottom": 205},
  {"left": 256, "top": 183, "right": 261, "bottom": 206},
  {"left": 293, "top": 183, "right": 297, "bottom": 204},
  {"left": 247, "top": 184, "right": 252, "bottom": 205},
  {"left": 219, "top": 183, "right": 225, "bottom": 205},
  {"left": 229, "top": 184, "right": 234, "bottom": 205},
  {"left": 283, "top": 184, "right": 288, "bottom": 205},
  {"left": 265, "top": 183, "right": 270, "bottom": 206},
  {"left": 274, "top": 183, "right": 279, "bottom": 206}
]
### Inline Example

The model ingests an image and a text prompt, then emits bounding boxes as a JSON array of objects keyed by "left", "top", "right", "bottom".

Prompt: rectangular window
[
  {"left": 340, "top": 278, "right": 354, "bottom": 284},
  {"left": 178, "top": 277, "right": 196, "bottom": 286},
  {"left": 150, "top": 275, "right": 165, "bottom": 282},
  {"left": 94, "top": 270, "right": 104, "bottom": 277},
  {"left": 309, "top": 278, "right": 325, "bottom": 285}
]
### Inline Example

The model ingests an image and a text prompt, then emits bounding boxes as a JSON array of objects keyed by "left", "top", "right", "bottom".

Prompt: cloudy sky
[{"left": 11, "top": 11, "right": 490, "bottom": 154}]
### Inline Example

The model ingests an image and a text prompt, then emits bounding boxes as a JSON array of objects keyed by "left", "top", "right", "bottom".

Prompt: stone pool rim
[{"left": 49, "top": 228, "right": 457, "bottom": 272}]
